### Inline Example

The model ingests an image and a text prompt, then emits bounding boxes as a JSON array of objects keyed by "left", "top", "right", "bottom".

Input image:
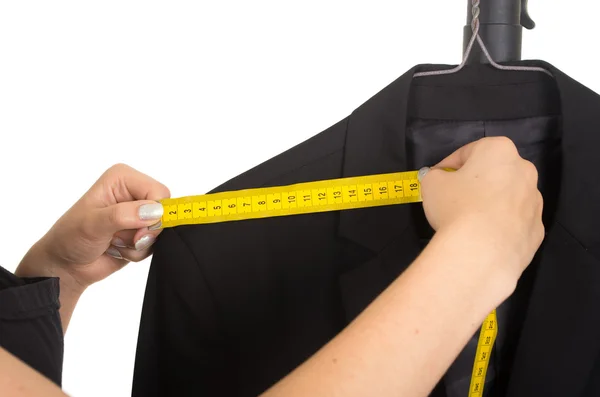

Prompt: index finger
[
  {"left": 101, "top": 164, "right": 171, "bottom": 203},
  {"left": 433, "top": 140, "right": 480, "bottom": 171}
]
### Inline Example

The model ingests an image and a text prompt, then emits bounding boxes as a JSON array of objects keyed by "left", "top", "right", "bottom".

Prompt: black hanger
[
  {"left": 464, "top": 0, "right": 535, "bottom": 64},
  {"left": 414, "top": 0, "right": 552, "bottom": 78}
]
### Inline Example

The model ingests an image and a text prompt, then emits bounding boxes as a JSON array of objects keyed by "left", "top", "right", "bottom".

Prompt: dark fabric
[
  {"left": 132, "top": 61, "right": 600, "bottom": 397},
  {"left": 0, "top": 265, "right": 63, "bottom": 386}
]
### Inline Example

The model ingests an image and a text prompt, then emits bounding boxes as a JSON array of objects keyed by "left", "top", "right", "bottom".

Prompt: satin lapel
[{"left": 506, "top": 62, "right": 600, "bottom": 395}]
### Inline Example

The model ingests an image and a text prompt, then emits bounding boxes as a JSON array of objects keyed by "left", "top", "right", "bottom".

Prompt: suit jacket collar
[
  {"left": 336, "top": 60, "right": 600, "bottom": 394},
  {"left": 339, "top": 60, "right": 600, "bottom": 258}
]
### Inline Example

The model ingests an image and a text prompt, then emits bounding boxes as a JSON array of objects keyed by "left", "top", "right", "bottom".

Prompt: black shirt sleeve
[{"left": 0, "top": 265, "right": 64, "bottom": 386}]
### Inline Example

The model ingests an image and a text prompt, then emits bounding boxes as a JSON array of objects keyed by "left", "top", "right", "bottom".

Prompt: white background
[{"left": 0, "top": 1, "right": 598, "bottom": 396}]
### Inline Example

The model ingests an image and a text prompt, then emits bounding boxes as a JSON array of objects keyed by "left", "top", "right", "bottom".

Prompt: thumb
[
  {"left": 89, "top": 201, "right": 164, "bottom": 238},
  {"left": 418, "top": 166, "right": 457, "bottom": 202},
  {"left": 417, "top": 165, "right": 456, "bottom": 185}
]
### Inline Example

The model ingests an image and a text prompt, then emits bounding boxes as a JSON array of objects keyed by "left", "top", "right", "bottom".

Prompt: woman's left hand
[{"left": 19, "top": 163, "right": 170, "bottom": 291}]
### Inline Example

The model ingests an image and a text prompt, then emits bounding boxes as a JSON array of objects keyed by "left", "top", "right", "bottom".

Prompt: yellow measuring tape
[
  {"left": 158, "top": 171, "right": 422, "bottom": 228},
  {"left": 157, "top": 169, "right": 497, "bottom": 396},
  {"left": 469, "top": 309, "right": 498, "bottom": 396}
]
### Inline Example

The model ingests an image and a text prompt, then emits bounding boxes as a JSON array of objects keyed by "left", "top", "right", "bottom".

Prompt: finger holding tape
[
  {"left": 104, "top": 243, "right": 155, "bottom": 262},
  {"left": 110, "top": 227, "right": 161, "bottom": 252}
]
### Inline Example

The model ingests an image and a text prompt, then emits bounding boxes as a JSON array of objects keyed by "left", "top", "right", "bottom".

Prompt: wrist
[
  {"left": 424, "top": 223, "right": 517, "bottom": 308},
  {"left": 16, "top": 239, "right": 87, "bottom": 296},
  {"left": 17, "top": 238, "right": 87, "bottom": 333}
]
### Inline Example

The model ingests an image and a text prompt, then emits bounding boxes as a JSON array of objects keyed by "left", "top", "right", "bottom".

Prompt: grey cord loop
[{"left": 414, "top": 0, "right": 553, "bottom": 78}]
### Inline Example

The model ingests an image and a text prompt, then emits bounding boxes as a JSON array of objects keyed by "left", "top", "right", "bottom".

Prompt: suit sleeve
[
  {"left": 132, "top": 227, "right": 235, "bottom": 396},
  {"left": 0, "top": 266, "right": 63, "bottom": 386}
]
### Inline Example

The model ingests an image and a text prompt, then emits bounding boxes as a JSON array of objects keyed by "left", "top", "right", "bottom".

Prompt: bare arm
[
  {"left": 0, "top": 347, "right": 67, "bottom": 397},
  {"left": 262, "top": 224, "right": 514, "bottom": 397}
]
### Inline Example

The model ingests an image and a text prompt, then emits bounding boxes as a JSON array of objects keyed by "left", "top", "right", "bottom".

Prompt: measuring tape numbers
[
  {"left": 158, "top": 171, "right": 422, "bottom": 228},
  {"left": 156, "top": 168, "right": 498, "bottom": 397},
  {"left": 469, "top": 309, "right": 498, "bottom": 397}
]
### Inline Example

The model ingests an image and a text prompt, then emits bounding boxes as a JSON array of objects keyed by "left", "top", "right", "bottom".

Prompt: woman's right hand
[{"left": 418, "top": 136, "right": 545, "bottom": 284}]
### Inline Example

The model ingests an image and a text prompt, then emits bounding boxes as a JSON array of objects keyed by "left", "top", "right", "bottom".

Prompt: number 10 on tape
[{"left": 157, "top": 171, "right": 422, "bottom": 228}]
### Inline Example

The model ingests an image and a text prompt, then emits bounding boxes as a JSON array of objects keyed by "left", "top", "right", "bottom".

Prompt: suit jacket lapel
[
  {"left": 336, "top": 66, "right": 421, "bottom": 322},
  {"left": 506, "top": 224, "right": 600, "bottom": 396},
  {"left": 506, "top": 62, "right": 600, "bottom": 396}
]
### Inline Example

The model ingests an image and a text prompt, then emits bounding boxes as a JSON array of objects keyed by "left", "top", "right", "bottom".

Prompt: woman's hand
[
  {"left": 16, "top": 163, "right": 170, "bottom": 331},
  {"left": 418, "top": 136, "right": 545, "bottom": 285}
]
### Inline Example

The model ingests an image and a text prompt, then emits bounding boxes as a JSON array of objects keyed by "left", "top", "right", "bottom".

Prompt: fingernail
[
  {"left": 135, "top": 235, "right": 156, "bottom": 251},
  {"left": 139, "top": 203, "right": 163, "bottom": 221},
  {"left": 148, "top": 221, "right": 162, "bottom": 231},
  {"left": 417, "top": 167, "right": 431, "bottom": 182},
  {"left": 111, "top": 237, "right": 128, "bottom": 248},
  {"left": 106, "top": 246, "right": 123, "bottom": 260}
]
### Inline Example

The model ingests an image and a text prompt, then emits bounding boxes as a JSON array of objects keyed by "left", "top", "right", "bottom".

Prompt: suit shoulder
[{"left": 209, "top": 117, "right": 348, "bottom": 193}]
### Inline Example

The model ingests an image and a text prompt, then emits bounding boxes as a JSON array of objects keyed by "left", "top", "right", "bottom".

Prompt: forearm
[
  {"left": 15, "top": 240, "right": 85, "bottom": 333},
  {"left": 0, "top": 347, "right": 67, "bottom": 397},
  {"left": 263, "top": 224, "right": 514, "bottom": 397}
]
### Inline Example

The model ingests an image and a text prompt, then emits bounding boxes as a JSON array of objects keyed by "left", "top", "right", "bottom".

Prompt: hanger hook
[{"left": 521, "top": 0, "right": 536, "bottom": 30}]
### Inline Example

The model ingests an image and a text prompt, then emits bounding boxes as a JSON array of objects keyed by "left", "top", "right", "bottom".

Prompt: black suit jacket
[{"left": 132, "top": 61, "right": 600, "bottom": 396}]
